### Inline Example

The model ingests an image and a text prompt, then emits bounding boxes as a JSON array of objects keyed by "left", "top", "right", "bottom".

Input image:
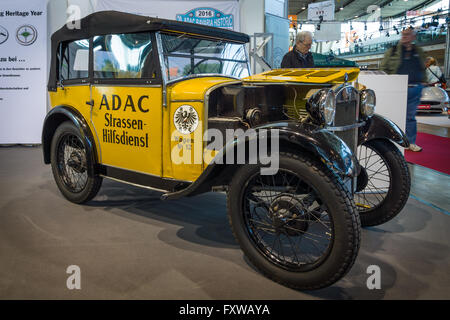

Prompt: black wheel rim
[
  {"left": 56, "top": 133, "right": 88, "bottom": 193},
  {"left": 355, "top": 143, "right": 392, "bottom": 212},
  {"left": 242, "top": 169, "right": 334, "bottom": 272}
]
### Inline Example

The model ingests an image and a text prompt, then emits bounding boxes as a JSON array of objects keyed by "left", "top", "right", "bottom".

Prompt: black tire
[
  {"left": 355, "top": 139, "right": 410, "bottom": 227},
  {"left": 50, "top": 121, "right": 102, "bottom": 204},
  {"left": 227, "top": 152, "right": 361, "bottom": 290}
]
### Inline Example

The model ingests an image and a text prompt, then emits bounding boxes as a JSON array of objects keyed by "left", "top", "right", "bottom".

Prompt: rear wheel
[
  {"left": 50, "top": 121, "right": 102, "bottom": 203},
  {"left": 355, "top": 139, "right": 410, "bottom": 227},
  {"left": 227, "top": 152, "right": 361, "bottom": 290}
]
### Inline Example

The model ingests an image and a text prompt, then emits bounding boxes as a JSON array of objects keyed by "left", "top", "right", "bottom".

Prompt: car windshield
[{"left": 160, "top": 33, "right": 250, "bottom": 81}]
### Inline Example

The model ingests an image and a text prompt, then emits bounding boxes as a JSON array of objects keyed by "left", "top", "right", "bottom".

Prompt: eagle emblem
[{"left": 174, "top": 105, "right": 199, "bottom": 134}]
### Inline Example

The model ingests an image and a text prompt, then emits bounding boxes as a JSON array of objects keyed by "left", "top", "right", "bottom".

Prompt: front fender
[
  {"left": 358, "top": 114, "right": 409, "bottom": 147},
  {"left": 161, "top": 121, "right": 358, "bottom": 200},
  {"left": 257, "top": 121, "right": 358, "bottom": 177},
  {"left": 42, "top": 106, "right": 97, "bottom": 167}
]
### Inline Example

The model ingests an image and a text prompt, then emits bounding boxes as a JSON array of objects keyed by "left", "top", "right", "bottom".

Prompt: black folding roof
[
  {"left": 48, "top": 10, "right": 250, "bottom": 90},
  {"left": 51, "top": 10, "right": 249, "bottom": 43}
]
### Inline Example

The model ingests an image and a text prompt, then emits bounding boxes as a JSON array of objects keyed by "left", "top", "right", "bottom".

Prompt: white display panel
[
  {"left": 0, "top": 0, "right": 47, "bottom": 144},
  {"left": 357, "top": 74, "right": 408, "bottom": 136}
]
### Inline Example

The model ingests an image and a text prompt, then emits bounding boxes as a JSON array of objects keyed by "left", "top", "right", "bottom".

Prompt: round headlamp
[
  {"left": 306, "top": 89, "right": 336, "bottom": 126},
  {"left": 360, "top": 89, "right": 376, "bottom": 119}
]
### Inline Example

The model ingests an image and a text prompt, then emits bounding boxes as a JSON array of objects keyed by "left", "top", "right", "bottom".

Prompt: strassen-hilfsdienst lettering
[{"left": 100, "top": 94, "right": 150, "bottom": 148}]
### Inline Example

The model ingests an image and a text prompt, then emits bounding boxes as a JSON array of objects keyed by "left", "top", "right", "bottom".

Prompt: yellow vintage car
[{"left": 43, "top": 11, "right": 410, "bottom": 290}]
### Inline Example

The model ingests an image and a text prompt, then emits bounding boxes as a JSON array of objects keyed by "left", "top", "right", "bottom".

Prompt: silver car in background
[{"left": 418, "top": 85, "right": 449, "bottom": 113}]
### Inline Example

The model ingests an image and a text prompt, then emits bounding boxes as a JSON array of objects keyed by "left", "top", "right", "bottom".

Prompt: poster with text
[
  {"left": 95, "top": 0, "right": 240, "bottom": 31},
  {"left": 307, "top": 0, "right": 335, "bottom": 21},
  {"left": 0, "top": 0, "right": 47, "bottom": 144}
]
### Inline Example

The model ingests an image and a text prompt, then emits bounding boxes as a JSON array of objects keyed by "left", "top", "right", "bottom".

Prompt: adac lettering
[{"left": 99, "top": 94, "right": 150, "bottom": 113}]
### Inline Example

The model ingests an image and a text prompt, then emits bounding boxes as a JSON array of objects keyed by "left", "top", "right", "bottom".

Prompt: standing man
[
  {"left": 380, "top": 28, "right": 426, "bottom": 152},
  {"left": 281, "top": 31, "right": 314, "bottom": 68}
]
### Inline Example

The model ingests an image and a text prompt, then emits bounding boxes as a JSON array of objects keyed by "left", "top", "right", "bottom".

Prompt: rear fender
[{"left": 42, "top": 106, "right": 97, "bottom": 175}]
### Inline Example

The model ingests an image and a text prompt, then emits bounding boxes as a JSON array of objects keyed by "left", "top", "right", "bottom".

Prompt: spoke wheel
[
  {"left": 355, "top": 142, "right": 391, "bottom": 211},
  {"left": 355, "top": 139, "right": 411, "bottom": 227},
  {"left": 243, "top": 170, "right": 333, "bottom": 272},
  {"left": 56, "top": 133, "right": 88, "bottom": 193},
  {"left": 51, "top": 121, "right": 102, "bottom": 204},
  {"left": 227, "top": 152, "right": 360, "bottom": 290}
]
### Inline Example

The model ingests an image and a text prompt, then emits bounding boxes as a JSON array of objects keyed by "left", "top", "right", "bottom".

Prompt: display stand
[{"left": 358, "top": 74, "right": 409, "bottom": 153}]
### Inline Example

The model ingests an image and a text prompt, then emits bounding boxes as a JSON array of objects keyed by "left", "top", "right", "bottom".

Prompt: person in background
[
  {"left": 380, "top": 28, "right": 426, "bottom": 152},
  {"left": 425, "top": 57, "right": 444, "bottom": 85},
  {"left": 281, "top": 31, "right": 314, "bottom": 68}
]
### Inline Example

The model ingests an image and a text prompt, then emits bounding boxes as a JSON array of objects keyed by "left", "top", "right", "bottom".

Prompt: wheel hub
[
  {"left": 66, "top": 151, "right": 86, "bottom": 173},
  {"left": 356, "top": 167, "right": 368, "bottom": 192},
  {"left": 270, "top": 195, "right": 309, "bottom": 236}
]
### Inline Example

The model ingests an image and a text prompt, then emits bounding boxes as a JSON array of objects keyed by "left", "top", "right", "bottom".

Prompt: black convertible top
[{"left": 48, "top": 10, "right": 250, "bottom": 90}]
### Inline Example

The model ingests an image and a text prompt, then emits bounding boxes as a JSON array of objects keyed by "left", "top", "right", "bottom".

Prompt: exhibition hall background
[
  {"left": 1, "top": 0, "right": 281, "bottom": 144},
  {"left": 0, "top": 0, "right": 447, "bottom": 150}
]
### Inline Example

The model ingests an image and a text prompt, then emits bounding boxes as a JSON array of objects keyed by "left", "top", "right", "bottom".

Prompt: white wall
[{"left": 240, "top": 0, "right": 264, "bottom": 37}]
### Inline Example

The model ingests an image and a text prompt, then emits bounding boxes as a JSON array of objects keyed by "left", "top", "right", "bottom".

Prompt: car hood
[
  {"left": 168, "top": 76, "right": 241, "bottom": 101},
  {"left": 243, "top": 67, "right": 360, "bottom": 84}
]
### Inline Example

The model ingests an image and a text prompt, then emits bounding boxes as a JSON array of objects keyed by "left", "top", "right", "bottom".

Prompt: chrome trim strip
[
  {"left": 155, "top": 32, "right": 168, "bottom": 107},
  {"left": 326, "top": 121, "right": 366, "bottom": 131}
]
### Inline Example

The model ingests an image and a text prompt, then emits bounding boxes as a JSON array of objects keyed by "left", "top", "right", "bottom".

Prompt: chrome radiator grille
[
  {"left": 329, "top": 86, "right": 359, "bottom": 154},
  {"left": 334, "top": 101, "right": 358, "bottom": 153}
]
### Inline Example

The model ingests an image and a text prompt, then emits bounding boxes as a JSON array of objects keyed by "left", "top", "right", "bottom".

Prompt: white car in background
[{"left": 418, "top": 85, "right": 449, "bottom": 113}]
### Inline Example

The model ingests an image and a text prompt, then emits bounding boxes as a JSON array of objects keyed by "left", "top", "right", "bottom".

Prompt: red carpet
[{"left": 405, "top": 132, "right": 450, "bottom": 175}]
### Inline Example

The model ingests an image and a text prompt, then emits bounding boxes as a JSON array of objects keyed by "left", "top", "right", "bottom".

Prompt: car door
[{"left": 90, "top": 32, "right": 163, "bottom": 177}]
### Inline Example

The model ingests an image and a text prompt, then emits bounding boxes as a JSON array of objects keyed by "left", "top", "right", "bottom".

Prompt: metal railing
[{"left": 334, "top": 29, "right": 447, "bottom": 57}]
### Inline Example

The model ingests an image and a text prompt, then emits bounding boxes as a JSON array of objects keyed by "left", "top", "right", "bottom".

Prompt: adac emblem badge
[{"left": 174, "top": 105, "right": 199, "bottom": 134}]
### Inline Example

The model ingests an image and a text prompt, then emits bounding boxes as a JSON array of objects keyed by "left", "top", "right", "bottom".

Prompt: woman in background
[{"left": 425, "top": 57, "right": 444, "bottom": 85}]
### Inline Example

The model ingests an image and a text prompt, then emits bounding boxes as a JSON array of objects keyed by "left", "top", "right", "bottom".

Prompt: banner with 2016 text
[
  {"left": 95, "top": 0, "right": 240, "bottom": 31},
  {"left": 0, "top": 0, "right": 47, "bottom": 144}
]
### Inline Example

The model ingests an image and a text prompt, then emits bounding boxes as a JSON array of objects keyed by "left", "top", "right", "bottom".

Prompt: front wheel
[
  {"left": 50, "top": 121, "right": 102, "bottom": 204},
  {"left": 355, "top": 139, "right": 411, "bottom": 227},
  {"left": 227, "top": 153, "right": 361, "bottom": 290}
]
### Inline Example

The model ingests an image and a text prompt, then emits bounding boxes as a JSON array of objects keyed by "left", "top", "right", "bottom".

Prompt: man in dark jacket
[
  {"left": 281, "top": 31, "right": 314, "bottom": 68},
  {"left": 380, "top": 28, "right": 426, "bottom": 152}
]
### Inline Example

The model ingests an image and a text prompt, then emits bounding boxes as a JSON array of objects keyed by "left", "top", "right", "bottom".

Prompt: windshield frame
[{"left": 157, "top": 31, "right": 251, "bottom": 84}]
